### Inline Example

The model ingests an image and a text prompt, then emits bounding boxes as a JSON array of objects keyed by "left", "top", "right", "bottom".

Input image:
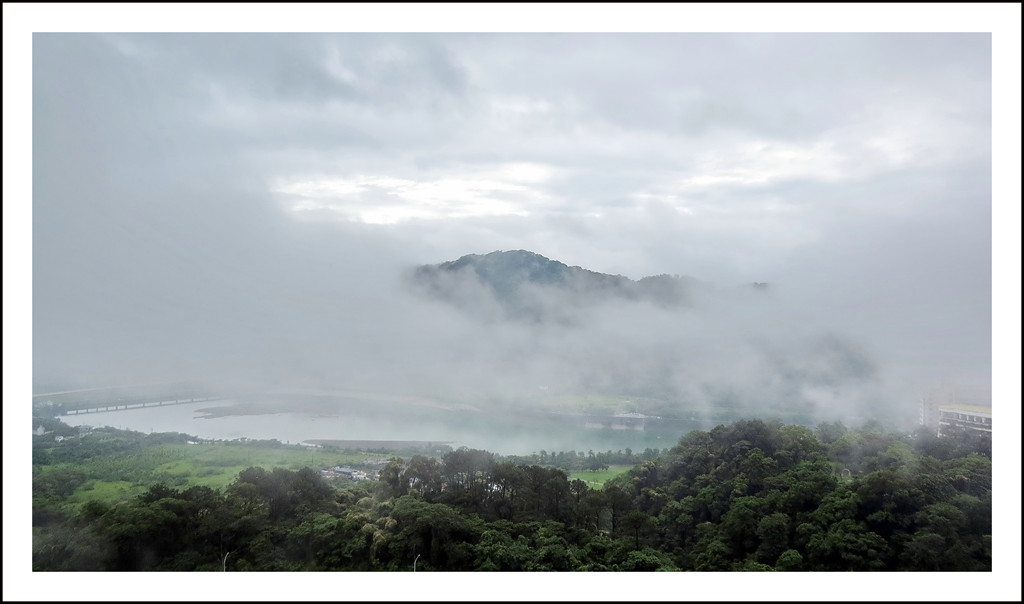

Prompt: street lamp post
[
  {"left": 413, "top": 553, "right": 421, "bottom": 572},
  {"left": 223, "top": 551, "right": 231, "bottom": 572}
]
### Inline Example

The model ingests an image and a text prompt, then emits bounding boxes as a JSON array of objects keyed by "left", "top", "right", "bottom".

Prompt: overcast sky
[
  {"left": 27, "top": 30, "right": 998, "bottom": 396},
  {"left": 6, "top": 4, "right": 1022, "bottom": 601}
]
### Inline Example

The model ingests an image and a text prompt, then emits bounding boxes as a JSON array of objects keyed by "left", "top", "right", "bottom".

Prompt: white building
[
  {"left": 937, "top": 407, "right": 992, "bottom": 437},
  {"left": 920, "top": 382, "right": 991, "bottom": 437}
]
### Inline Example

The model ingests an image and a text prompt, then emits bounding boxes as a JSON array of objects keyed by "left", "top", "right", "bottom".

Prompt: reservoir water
[{"left": 57, "top": 397, "right": 682, "bottom": 456}]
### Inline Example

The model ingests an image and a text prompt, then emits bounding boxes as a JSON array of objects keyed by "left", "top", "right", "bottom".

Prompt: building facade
[
  {"left": 920, "top": 382, "right": 991, "bottom": 437},
  {"left": 937, "top": 407, "right": 992, "bottom": 437}
]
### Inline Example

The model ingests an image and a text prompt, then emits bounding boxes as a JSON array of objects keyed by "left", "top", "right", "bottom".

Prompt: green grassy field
[
  {"left": 72, "top": 480, "right": 142, "bottom": 503},
  {"left": 50, "top": 443, "right": 385, "bottom": 505},
  {"left": 568, "top": 465, "right": 633, "bottom": 489},
  {"left": 179, "top": 445, "right": 381, "bottom": 489}
]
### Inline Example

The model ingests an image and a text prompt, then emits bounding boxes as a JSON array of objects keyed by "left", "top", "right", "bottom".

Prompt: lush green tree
[
  {"left": 33, "top": 521, "right": 111, "bottom": 571},
  {"left": 602, "top": 484, "right": 633, "bottom": 536},
  {"left": 474, "top": 528, "right": 534, "bottom": 571},
  {"left": 578, "top": 489, "right": 606, "bottom": 533},
  {"left": 754, "top": 512, "right": 791, "bottom": 564},
  {"left": 378, "top": 457, "right": 407, "bottom": 498},
  {"left": 718, "top": 496, "right": 765, "bottom": 557},
  {"left": 489, "top": 461, "right": 528, "bottom": 521},
  {"left": 805, "top": 518, "right": 889, "bottom": 571},
  {"left": 775, "top": 424, "right": 823, "bottom": 466},
  {"left": 665, "top": 430, "right": 715, "bottom": 483},
  {"left": 774, "top": 548, "right": 803, "bottom": 571},
  {"left": 30, "top": 418, "right": 992, "bottom": 572},
  {"left": 766, "top": 458, "right": 838, "bottom": 522},
  {"left": 896, "top": 501, "right": 988, "bottom": 571},
  {"left": 943, "top": 454, "right": 992, "bottom": 497},
  {"left": 621, "top": 510, "right": 656, "bottom": 551},
  {"left": 616, "top": 546, "right": 677, "bottom": 571},
  {"left": 386, "top": 496, "right": 482, "bottom": 570},
  {"left": 692, "top": 535, "right": 733, "bottom": 571},
  {"left": 403, "top": 455, "right": 442, "bottom": 499},
  {"left": 814, "top": 420, "right": 848, "bottom": 445},
  {"left": 523, "top": 522, "right": 579, "bottom": 571}
]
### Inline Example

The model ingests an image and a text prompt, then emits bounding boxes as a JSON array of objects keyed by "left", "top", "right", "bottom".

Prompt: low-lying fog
[{"left": 28, "top": 33, "right": 993, "bottom": 451}]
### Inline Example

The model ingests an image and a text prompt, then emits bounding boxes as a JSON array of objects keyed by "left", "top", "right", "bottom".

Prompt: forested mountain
[
  {"left": 408, "top": 250, "right": 709, "bottom": 321},
  {"left": 33, "top": 419, "right": 991, "bottom": 571}
]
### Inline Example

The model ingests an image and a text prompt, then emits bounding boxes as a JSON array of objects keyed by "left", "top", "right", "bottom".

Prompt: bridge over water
[{"left": 33, "top": 383, "right": 223, "bottom": 416}]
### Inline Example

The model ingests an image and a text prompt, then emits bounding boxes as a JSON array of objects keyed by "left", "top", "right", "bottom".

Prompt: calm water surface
[{"left": 58, "top": 398, "right": 678, "bottom": 456}]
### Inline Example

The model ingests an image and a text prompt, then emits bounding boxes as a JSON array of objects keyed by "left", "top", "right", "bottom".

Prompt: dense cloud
[{"left": 31, "top": 32, "right": 992, "bottom": 428}]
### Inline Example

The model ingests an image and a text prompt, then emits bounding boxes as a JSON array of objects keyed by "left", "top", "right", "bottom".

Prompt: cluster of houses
[
  {"left": 319, "top": 466, "right": 378, "bottom": 481},
  {"left": 34, "top": 424, "right": 94, "bottom": 442}
]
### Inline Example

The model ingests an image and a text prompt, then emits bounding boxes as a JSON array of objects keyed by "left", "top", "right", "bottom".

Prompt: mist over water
[
  {"left": 57, "top": 397, "right": 694, "bottom": 457},
  {"left": 30, "top": 32, "right": 992, "bottom": 452}
]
